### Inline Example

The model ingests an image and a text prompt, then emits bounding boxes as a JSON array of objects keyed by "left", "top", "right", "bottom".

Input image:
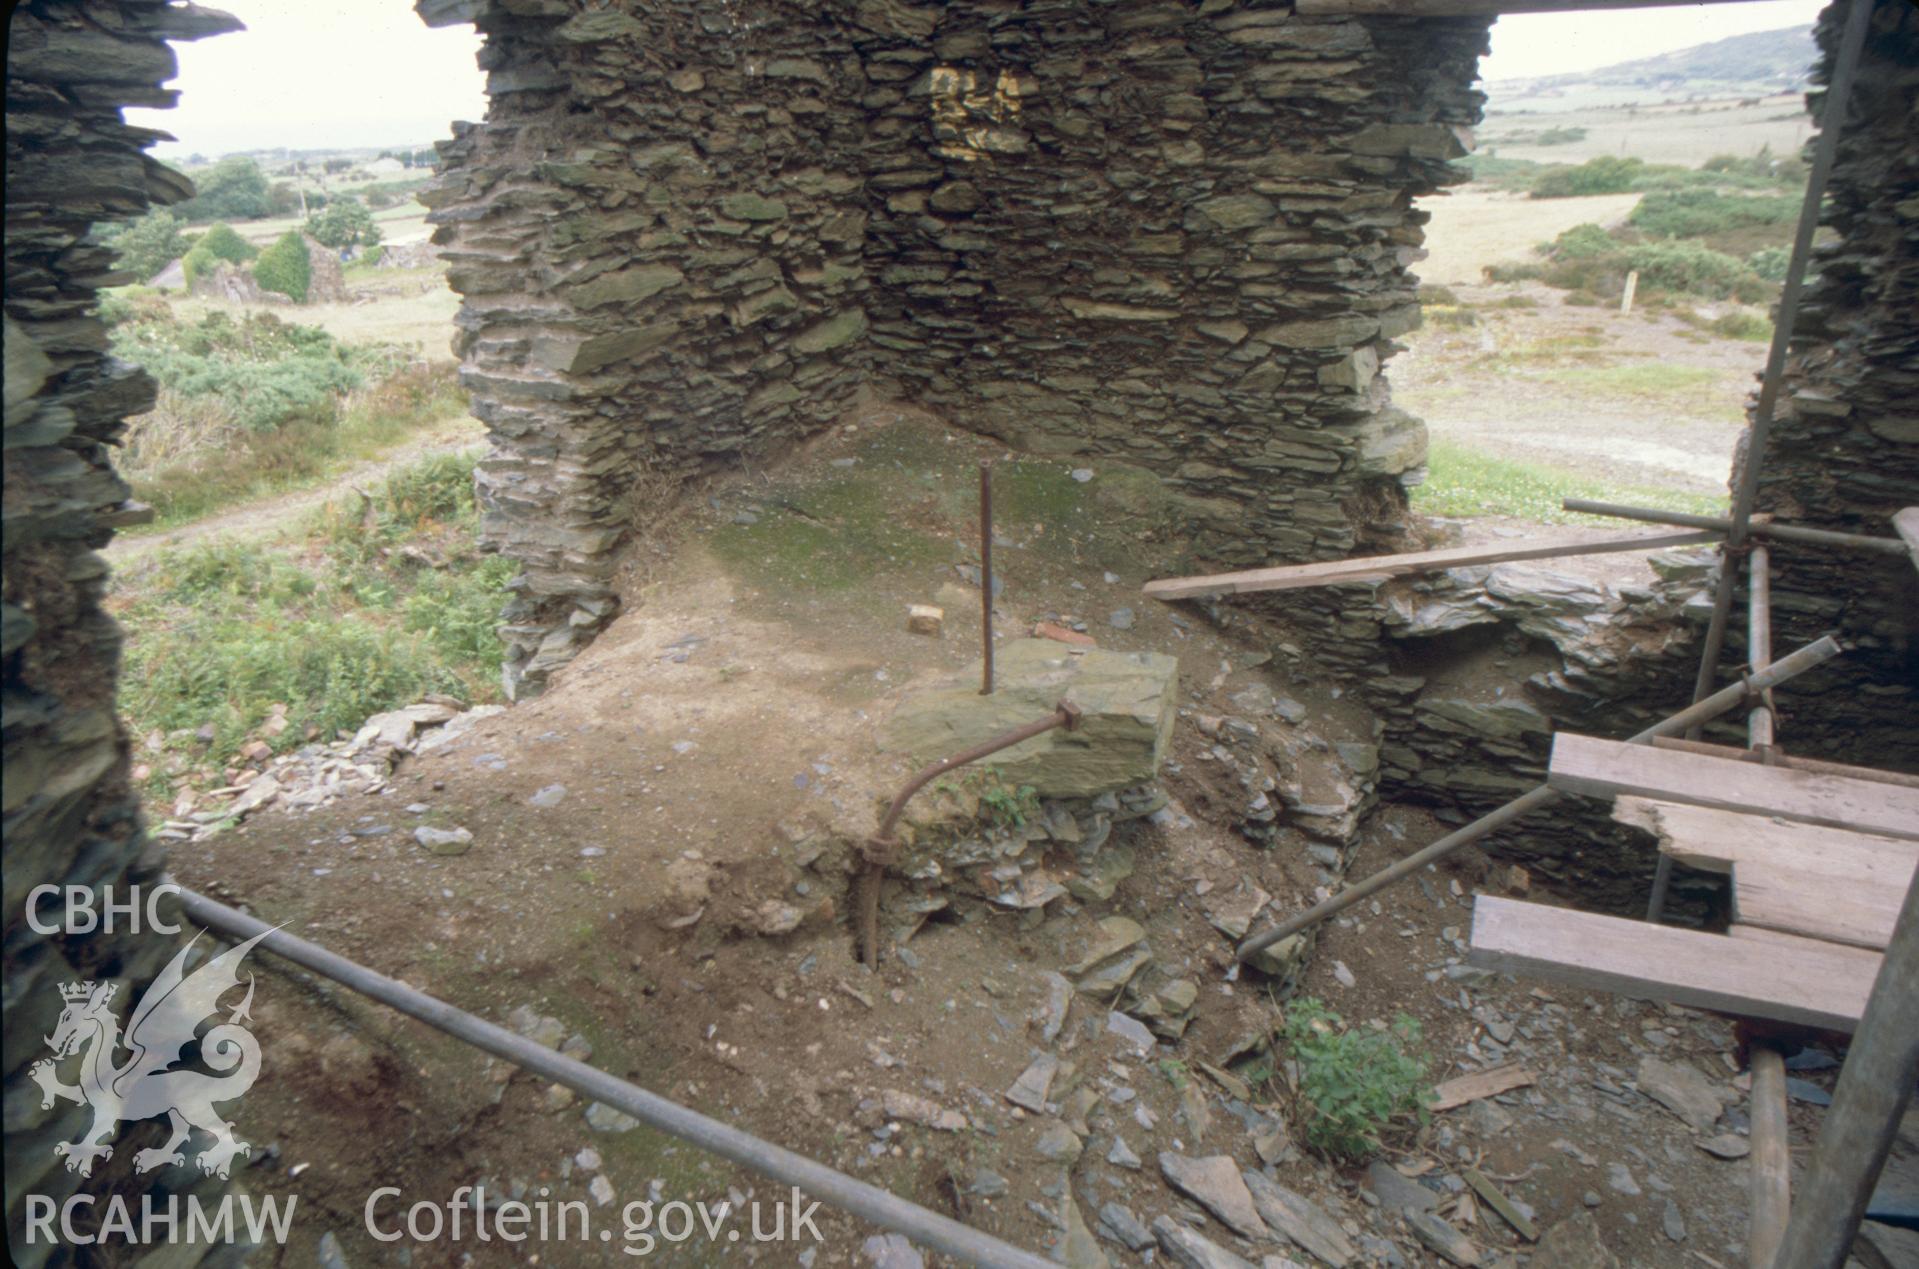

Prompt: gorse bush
[
  {"left": 1628, "top": 189, "right": 1798, "bottom": 240},
  {"left": 1529, "top": 152, "right": 1804, "bottom": 201},
  {"left": 1490, "top": 222, "right": 1771, "bottom": 303},
  {"left": 253, "top": 230, "right": 311, "bottom": 302},
  {"left": 1747, "top": 245, "right": 1791, "bottom": 282},
  {"left": 110, "top": 308, "right": 397, "bottom": 435},
  {"left": 1283, "top": 998, "right": 1431, "bottom": 1162},
  {"left": 1529, "top": 154, "right": 1649, "bottom": 198}
]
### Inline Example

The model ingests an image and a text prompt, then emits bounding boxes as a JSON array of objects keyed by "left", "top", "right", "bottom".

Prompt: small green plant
[
  {"left": 1157, "top": 1059, "right": 1190, "bottom": 1091},
  {"left": 253, "top": 230, "right": 311, "bottom": 302},
  {"left": 977, "top": 773, "right": 1040, "bottom": 830},
  {"left": 1282, "top": 998, "right": 1430, "bottom": 1162}
]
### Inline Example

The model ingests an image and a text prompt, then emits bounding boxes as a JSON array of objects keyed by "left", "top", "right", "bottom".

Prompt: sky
[{"left": 129, "top": 0, "right": 1828, "bottom": 160}]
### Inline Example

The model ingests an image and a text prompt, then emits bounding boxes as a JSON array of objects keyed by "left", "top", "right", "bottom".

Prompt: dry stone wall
[
  {"left": 1743, "top": 0, "right": 1919, "bottom": 771},
  {"left": 857, "top": 3, "right": 1487, "bottom": 567},
  {"left": 419, "top": 0, "right": 878, "bottom": 697},
  {"left": 421, "top": 0, "right": 1490, "bottom": 695},
  {"left": 4, "top": 2, "right": 250, "bottom": 1262}
]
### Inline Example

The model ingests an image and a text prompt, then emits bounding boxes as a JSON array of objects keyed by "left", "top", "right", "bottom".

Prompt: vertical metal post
[
  {"left": 1749, "top": 543, "right": 1776, "bottom": 757},
  {"left": 1742, "top": 541, "right": 1789, "bottom": 1267},
  {"left": 979, "top": 459, "right": 994, "bottom": 696},
  {"left": 1651, "top": 0, "right": 1875, "bottom": 921}
]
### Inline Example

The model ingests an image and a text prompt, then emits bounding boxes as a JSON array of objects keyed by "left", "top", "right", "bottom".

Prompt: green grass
[
  {"left": 125, "top": 364, "right": 472, "bottom": 530},
  {"left": 1415, "top": 438, "right": 1728, "bottom": 524},
  {"left": 117, "top": 450, "right": 509, "bottom": 798}
]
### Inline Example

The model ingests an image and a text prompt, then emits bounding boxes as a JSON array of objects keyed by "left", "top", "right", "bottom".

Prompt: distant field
[
  {"left": 1416, "top": 189, "right": 1641, "bottom": 286},
  {"left": 1479, "top": 93, "right": 1811, "bottom": 167},
  {"left": 235, "top": 199, "right": 432, "bottom": 248},
  {"left": 171, "top": 266, "right": 457, "bottom": 355}
]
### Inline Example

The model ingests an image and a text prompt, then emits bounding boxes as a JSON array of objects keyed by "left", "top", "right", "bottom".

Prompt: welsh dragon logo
[{"left": 31, "top": 929, "right": 272, "bottom": 1179}]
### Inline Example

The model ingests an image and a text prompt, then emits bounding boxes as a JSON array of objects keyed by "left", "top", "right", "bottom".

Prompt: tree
[
  {"left": 253, "top": 231, "right": 311, "bottom": 302},
  {"left": 105, "top": 208, "right": 188, "bottom": 281},
  {"left": 305, "top": 196, "right": 378, "bottom": 249},
  {"left": 173, "top": 156, "right": 273, "bottom": 222},
  {"left": 199, "top": 222, "right": 258, "bottom": 265}
]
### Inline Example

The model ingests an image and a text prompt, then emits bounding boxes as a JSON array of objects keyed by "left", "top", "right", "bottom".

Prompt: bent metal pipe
[{"left": 859, "top": 701, "right": 1081, "bottom": 969}]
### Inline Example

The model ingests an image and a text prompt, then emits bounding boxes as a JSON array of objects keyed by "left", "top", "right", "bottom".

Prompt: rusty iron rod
[
  {"left": 979, "top": 459, "right": 994, "bottom": 696},
  {"left": 859, "top": 701, "right": 1081, "bottom": 969},
  {"left": 1654, "top": 0, "right": 1873, "bottom": 923},
  {"left": 1560, "top": 499, "right": 1911, "bottom": 558},
  {"left": 173, "top": 890, "right": 1058, "bottom": 1269},
  {"left": 1235, "top": 634, "right": 1844, "bottom": 963}
]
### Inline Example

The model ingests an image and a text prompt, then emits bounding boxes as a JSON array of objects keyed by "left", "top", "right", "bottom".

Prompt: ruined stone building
[{"left": 4, "top": 0, "right": 1915, "bottom": 1258}]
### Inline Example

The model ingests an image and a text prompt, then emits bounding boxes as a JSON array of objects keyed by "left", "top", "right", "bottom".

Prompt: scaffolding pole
[
  {"left": 173, "top": 890, "right": 1057, "bottom": 1269},
  {"left": 1649, "top": 0, "right": 1876, "bottom": 922}
]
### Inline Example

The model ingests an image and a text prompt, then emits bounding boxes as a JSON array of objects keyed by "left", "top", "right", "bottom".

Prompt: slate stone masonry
[
  {"left": 4, "top": 2, "right": 251, "bottom": 1262},
  {"left": 419, "top": 0, "right": 1491, "bottom": 697}
]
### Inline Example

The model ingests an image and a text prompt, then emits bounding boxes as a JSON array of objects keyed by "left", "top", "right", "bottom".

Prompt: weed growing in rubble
[
  {"left": 977, "top": 775, "right": 1039, "bottom": 830},
  {"left": 1283, "top": 998, "right": 1430, "bottom": 1162}
]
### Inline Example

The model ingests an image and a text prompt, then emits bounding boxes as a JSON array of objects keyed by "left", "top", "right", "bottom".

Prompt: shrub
[
  {"left": 253, "top": 231, "right": 311, "bottom": 302},
  {"left": 1710, "top": 310, "right": 1772, "bottom": 341},
  {"left": 1283, "top": 998, "right": 1430, "bottom": 1161},
  {"left": 1628, "top": 189, "right": 1798, "bottom": 239},
  {"left": 180, "top": 244, "right": 218, "bottom": 288},
  {"left": 1623, "top": 239, "right": 1769, "bottom": 302},
  {"left": 1535, "top": 125, "right": 1587, "bottom": 145},
  {"left": 306, "top": 196, "right": 379, "bottom": 249},
  {"left": 104, "top": 208, "right": 191, "bottom": 282},
  {"left": 199, "top": 222, "right": 258, "bottom": 264},
  {"left": 109, "top": 308, "right": 397, "bottom": 435},
  {"left": 1530, "top": 154, "right": 1646, "bottom": 198},
  {"left": 1748, "top": 245, "right": 1791, "bottom": 282}
]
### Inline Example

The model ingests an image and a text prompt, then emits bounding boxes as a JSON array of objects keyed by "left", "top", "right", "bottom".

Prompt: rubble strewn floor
[{"left": 168, "top": 409, "right": 1878, "bottom": 1267}]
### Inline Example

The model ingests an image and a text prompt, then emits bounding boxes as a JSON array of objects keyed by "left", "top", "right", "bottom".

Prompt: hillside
[{"left": 1487, "top": 23, "right": 1815, "bottom": 106}]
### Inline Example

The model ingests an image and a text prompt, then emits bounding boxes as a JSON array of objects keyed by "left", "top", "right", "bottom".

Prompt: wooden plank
[
  {"left": 1614, "top": 797, "right": 1916, "bottom": 880},
  {"left": 1551, "top": 733, "right": 1919, "bottom": 842},
  {"left": 1734, "top": 860, "right": 1902, "bottom": 950},
  {"left": 1430, "top": 1064, "right": 1535, "bottom": 1112},
  {"left": 1469, "top": 896, "right": 1878, "bottom": 1032},
  {"left": 1726, "top": 924, "right": 1888, "bottom": 971},
  {"left": 1646, "top": 737, "right": 1919, "bottom": 791},
  {"left": 1748, "top": 1042, "right": 1791, "bottom": 1269},
  {"left": 1141, "top": 529, "right": 1719, "bottom": 601}
]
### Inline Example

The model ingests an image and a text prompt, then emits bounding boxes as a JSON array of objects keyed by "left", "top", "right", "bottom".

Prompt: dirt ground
[
  {"left": 1394, "top": 279, "right": 1761, "bottom": 498},
  {"left": 150, "top": 407, "right": 1904, "bottom": 1269}
]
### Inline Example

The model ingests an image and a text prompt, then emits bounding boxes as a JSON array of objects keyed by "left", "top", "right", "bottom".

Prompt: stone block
[{"left": 882, "top": 640, "right": 1176, "bottom": 797}]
